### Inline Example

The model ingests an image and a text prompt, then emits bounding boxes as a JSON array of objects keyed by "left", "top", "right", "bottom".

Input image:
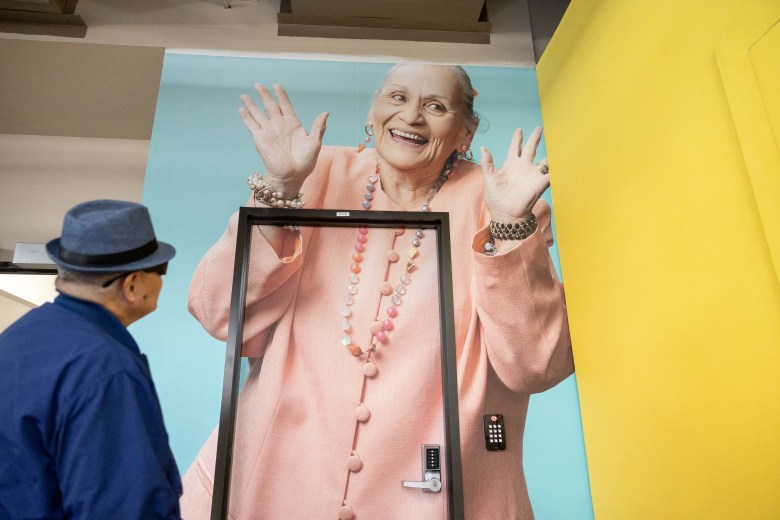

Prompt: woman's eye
[
  {"left": 392, "top": 94, "right": 405, "bottom": 102},
  {"left": 426, "top": 103, "right": 446, "bottom": 112}
]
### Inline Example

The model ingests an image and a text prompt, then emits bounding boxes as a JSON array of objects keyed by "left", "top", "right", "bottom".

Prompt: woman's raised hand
[
  {"left": 239, "top": 83, "right": 329, "bottom": 198},
  {"left": 479, "top": 126, "right": 550, "bottom": 223}
]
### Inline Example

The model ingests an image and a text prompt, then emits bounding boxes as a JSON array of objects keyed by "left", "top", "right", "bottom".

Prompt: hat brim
[{"left": 46, "top": 239, "right": 176, "bottom": 273}]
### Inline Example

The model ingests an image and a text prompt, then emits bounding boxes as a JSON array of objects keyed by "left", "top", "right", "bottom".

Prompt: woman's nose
[{"left": 399, "top": 103, "right": 423, "bottom": 124}]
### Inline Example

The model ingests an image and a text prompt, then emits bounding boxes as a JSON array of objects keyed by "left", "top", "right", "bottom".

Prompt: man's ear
[{"left": 119, "top": 271, "right": 141, "bottom": 303}]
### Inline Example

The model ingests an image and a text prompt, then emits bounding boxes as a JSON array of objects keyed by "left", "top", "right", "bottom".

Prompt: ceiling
[
  {"left": 1, "top": 0, "right": 538, "bottom": 64},
  {"left": 0, "top": 0, "right": 554, "bottom": 262}
]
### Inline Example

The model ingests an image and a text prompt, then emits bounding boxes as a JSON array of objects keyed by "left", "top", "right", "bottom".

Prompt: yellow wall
[{"left": 537, "top": 1, "right": 780, "bottom": 518}]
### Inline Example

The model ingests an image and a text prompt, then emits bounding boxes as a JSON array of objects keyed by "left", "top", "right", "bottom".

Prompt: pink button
[
  {"left": 339, "top": 505, "right": 355, "bottom": 520},
  {"left": 347, "top": 454, "right": 363, "bottom": 472},
  {"left": 355, "top": 404, "right": 370, "bottom": 422},
  {"left": 363, "top": 362, "right": 378, "bottom": 377},
  {"left": 379, "top": 282, "right": 393, "bottom": 295}
]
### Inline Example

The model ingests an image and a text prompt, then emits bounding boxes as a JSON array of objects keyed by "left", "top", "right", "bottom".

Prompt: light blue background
[{"left": 134, "top": 53, "right": 593, "bottom": 519}]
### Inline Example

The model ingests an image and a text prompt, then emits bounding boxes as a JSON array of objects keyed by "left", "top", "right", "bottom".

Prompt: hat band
[{"left": 59, "top": 239, "right": 159, "bottom": 267}]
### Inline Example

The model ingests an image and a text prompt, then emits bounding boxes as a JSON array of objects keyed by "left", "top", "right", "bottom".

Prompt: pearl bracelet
[
  {"left": 489, "top": 214, "right": 538, "bottom": 241},
  {"left": 247, "top": 172, "right": 304, "bottom": 209}
]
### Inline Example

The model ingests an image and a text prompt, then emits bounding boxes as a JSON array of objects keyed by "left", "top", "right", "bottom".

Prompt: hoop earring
[
  {"left": 459, "top": 147, "right": 473, "bottom": 161},
  {"left": 358, "top": 123, "right": 374, "bottom": 153}
]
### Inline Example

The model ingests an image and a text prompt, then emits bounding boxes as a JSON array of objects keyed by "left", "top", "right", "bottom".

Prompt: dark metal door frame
[{"left": 210, "top": 207, "right": 463, "bottom": 520}]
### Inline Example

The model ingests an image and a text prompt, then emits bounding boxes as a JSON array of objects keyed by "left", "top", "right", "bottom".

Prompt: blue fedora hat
[{"left": 46, "top": 200, "right": 176, "bottom": 273}]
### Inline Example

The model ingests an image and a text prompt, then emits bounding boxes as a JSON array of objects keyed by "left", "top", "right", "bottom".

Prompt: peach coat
[{"left": 181, "top": 146, "right": 573, "bottom": 520}]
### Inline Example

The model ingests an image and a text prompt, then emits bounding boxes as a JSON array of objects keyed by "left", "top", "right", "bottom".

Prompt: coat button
[
  {"left": 355, "top": 404, "right": 370, "bottom": 422},
  {"left": 347, "top": 453, "right": 363, "bottom": 472},
  {"left": 339, "top": 505, "right": 355, "bottom": 519},
  {"left": 362, "top": 362, "right": 377, "bottom": 377}
]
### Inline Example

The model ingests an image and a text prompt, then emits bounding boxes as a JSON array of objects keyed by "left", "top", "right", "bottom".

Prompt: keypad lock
[
  {"left": 402, "top": 445, "right": 442, "bottom": 493},
  {"left": 483, "top": 414, "right": 506, "bottom": 451}
]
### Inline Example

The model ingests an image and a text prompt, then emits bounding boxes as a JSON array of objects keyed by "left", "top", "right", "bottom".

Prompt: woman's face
[{"left": 370, "top": 64, "right": 472, "bottom": 176}]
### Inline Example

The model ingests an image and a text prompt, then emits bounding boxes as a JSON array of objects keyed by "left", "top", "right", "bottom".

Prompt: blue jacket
[{"left": 0, "top": 293, "right": 182, "bottom": 519}]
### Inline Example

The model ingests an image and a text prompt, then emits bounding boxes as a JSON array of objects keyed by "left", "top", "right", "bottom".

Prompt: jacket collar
[{"left": 54, "top": 292, "right": 141, "bottom": 356}]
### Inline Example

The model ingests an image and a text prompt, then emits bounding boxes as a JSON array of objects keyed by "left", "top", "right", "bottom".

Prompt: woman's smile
[{"left": 389, "top": 128, "right": 429, "bottom": 146}]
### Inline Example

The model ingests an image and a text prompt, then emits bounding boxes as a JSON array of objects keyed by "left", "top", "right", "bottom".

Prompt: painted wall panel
[{"left": 537, "top": 1, "right": 780, "bottom": 518}]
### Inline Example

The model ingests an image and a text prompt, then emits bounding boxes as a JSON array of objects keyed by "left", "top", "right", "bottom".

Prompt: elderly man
[{"left": 0, "top": 200, "right": 181, "bottom": 519}]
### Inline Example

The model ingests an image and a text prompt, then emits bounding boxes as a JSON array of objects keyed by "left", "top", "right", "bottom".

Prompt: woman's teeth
[{"left": 391, "top": 130, "right": 427, "bottom": 144}]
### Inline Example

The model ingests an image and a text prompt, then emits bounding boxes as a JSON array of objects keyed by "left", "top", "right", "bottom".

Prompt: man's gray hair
[{"left": 56, "top": 267, "right": 121, "bottom": 287}]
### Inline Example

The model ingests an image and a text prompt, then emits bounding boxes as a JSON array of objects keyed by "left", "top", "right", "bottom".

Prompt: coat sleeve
[
  {"left": 187, "top": 198, "right": 305, "bottom": 357},
  {"left": 471, "top": 199, "right": 574, "bottom": 393},
  {"left": 187, "top": 147, "right": 337, "bottom": 357}
]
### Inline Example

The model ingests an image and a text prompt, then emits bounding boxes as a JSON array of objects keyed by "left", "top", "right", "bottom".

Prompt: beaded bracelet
[
  {"left": 489, "top": 214, "right": 538, "bottom": 241},
  {"left": 247, "top": 172, "right": 304, "bottom": 209},
  {"left": 247, "top": 172, "right": 303, "bottom": 231}
]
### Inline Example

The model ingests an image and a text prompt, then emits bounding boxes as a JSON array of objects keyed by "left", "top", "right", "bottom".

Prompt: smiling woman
[
  {"left": 369, "top": 65, "right": 475, "bottom": 193},
  {"left": 180, "top": 63, "right": 572, "bottom": 520}
]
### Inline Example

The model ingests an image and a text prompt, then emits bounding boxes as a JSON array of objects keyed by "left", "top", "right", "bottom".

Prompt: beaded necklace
[{"left": 340, "top": 155, "right": 457, "bottom": 357}]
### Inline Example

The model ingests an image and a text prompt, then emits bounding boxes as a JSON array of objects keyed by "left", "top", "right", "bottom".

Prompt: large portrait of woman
[{"left": 137, "top": 55, "right": 591, "bottom": 520}]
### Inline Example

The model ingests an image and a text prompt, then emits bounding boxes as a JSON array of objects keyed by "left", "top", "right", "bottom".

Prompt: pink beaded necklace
[{"left": 340, "top": 156, "right": 457, "bottom": 357}]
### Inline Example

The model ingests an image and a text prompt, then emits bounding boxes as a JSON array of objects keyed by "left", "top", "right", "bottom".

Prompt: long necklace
[{"left": 340, "top": 155, "right": 457, "bottom": 357}]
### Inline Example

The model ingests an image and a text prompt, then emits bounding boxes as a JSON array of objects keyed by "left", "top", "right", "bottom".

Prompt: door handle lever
[{"left": 402, "top": 477, "right": 442, "bottom": 492}]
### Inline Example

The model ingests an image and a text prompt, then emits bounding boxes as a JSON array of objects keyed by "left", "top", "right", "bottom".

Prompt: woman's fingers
[
  {"left": 480, "top": 146, "right": 495, "bottom": 176},
  {"left": 522, "top": 126, "right": 543, "bottom": 162},
  {"left": 273, "top": 84, "right": 299, "bottom": 120},
  {"left": 537, "top": 157, "right": 549, "bottom": 174},
  {"left": 255, "top": 83, "right": 282, "bottom": 118},
  {"left": 241, "top": 82, "right": 309, "bottom": 140},
  {"left": 240, "top": 94, "right": 270, "bottom": 128},
  {"left": 310, "top": 112, "right": 329, "bottom": 142},
  {"left": 238, "top": 107, "right": 262, "bottom": 135},
  {"left": 506, "top": 128, "right": 523, "bottom": 164}
]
